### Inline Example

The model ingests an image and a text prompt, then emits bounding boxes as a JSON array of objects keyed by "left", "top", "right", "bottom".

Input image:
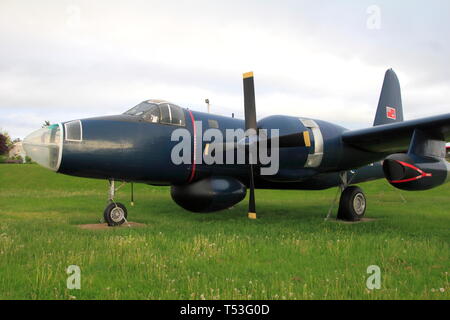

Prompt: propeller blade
[
  {"left": 248, "top": 163, "right": 256, "bottom": 219},
  {"left": 243, "top": 71, "right": 257, "bottom": 219},
  {"left": 243, "top": 72, "right": 257, "bottom": 131}
]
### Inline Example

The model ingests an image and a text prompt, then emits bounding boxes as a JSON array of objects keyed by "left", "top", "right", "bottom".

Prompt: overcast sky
[{"left": 1, "top": 0, "right": 449, "bottom": 139}]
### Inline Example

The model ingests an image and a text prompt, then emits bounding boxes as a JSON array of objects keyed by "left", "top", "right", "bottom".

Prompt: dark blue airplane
[{"left": 23, "top": 69, "right": 450, "bottom": 226}]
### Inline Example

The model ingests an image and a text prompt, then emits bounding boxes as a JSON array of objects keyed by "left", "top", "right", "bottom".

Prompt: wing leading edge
[{"left": 342, "top": 113, "right": 450, "bottom": 154}]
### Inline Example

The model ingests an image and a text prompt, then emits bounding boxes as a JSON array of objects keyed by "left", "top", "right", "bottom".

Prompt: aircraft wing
[{"left": 342, "top": 113, "right": 450, "bottom": 153}]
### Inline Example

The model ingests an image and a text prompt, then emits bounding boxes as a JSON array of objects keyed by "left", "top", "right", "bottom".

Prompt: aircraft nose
[{"left": 23, "top": 124, "right": 63, "bottom": 171}]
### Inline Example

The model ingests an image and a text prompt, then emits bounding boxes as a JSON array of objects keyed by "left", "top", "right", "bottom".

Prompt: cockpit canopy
[{"left": 124, "top": 99, "right": 186, "bottom": 126}]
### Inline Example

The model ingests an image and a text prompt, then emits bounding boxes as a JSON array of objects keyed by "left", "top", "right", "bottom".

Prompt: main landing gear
[
  {"left": 337, "top": 186, "right": 366, "bottom": 221},
  {"left": 327, "top": 171, "right": 367, "bottom": 221},
  {"left": 104, "top": 179, "right": 128, "bottom": 226}
]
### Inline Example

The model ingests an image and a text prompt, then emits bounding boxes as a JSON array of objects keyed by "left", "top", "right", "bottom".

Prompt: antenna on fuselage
[{"left": 205, "top": 99, "right": 210, "bottom": 113}]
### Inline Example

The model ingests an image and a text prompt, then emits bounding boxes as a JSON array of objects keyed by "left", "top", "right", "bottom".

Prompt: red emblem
[{"left": 386, "top": 106, "right": 396, "bottom": 120}]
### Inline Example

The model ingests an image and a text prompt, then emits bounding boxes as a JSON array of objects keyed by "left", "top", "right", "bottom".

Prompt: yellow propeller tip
[
  {"left": 243, "top": 71, "right": 254, "bottom": 79},
  {"left": 248, "top": 212, "right": 257, "bottom": 219}
]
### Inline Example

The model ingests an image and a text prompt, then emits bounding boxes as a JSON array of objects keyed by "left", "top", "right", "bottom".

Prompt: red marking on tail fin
[{"left": 386, "top": 106, "right": 397, "bottom": 120}]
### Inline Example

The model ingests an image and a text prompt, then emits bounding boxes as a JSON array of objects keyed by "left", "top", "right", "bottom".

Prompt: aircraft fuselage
[{"left": 55, "top": 109, "right": 385, "bottom": 190}]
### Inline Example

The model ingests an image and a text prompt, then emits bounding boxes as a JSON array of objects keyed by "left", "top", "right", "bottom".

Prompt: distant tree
[
  {"left": 42, "top": 120, "right": 51, "bottom": 128},
  {"left": 0, "top": 130, "right": 15, "bottom": 155},
  {"left": 2, "top": 130, "right": 12, "bottom": 144},
  {"left": 0, "top": 133, "right": 8, "bottom": 155}
]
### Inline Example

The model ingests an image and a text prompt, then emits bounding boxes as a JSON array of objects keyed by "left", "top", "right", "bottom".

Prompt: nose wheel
[
  {"left": 104, "top": 178, "right": 129, "bottom": 227},
  {"left": 104, "top": 202, "right": 128, "bottom": 226}
]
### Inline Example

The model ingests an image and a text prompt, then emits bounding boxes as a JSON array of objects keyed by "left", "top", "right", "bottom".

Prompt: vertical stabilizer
[{"left": 373, "top": 69, "right": 404, "bottom": 126}]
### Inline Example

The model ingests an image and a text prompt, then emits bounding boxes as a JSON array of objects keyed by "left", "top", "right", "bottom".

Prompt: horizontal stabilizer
[{"left": 343, "top": 113, "right": 450, "bottom": 153}]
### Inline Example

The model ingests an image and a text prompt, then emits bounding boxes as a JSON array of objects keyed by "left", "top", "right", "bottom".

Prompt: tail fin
[{"left": 373, "top": 68, "right": 404, "bottom": 126}]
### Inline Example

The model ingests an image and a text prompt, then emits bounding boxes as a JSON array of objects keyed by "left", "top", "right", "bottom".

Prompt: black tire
[
  {"left": 104, "top": 202, "right": 128, "bottom": 226},
  {"left": 337, "top": 186, "right": 366, "bottom": 221}
]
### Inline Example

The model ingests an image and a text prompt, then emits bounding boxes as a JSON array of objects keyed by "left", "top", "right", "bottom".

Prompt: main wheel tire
[
  {"left": 104, "top": 202, "right": 128, "bottom": 226},
  {"left": 337, "top": 186, "right": 366, "bottom": 221}
]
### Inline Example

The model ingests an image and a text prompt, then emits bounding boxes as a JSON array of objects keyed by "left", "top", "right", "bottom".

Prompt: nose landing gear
[
  {"left": 104, "top": 202, "right": 128, "bottom": 227},
  {"left": 104, "top": 179, "right": 128, "bottom": 226}
]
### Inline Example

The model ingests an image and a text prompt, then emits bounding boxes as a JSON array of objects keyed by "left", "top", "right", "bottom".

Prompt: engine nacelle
[
  {"left": 171, "top": 177, "right": 247, "bottom": 213},
  {"left": 383, "top": 153, "right": 449, "bottom": 191}
]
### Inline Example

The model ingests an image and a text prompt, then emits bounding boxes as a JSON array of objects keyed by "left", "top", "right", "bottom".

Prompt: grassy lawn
[{"left": 0, "top": 164, "right": 448, "bottom": 300}]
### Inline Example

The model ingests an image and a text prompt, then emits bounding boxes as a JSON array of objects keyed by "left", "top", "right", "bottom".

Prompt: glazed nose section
[{"left": 23, "top": 124, "right": 63, "bottom": 171}]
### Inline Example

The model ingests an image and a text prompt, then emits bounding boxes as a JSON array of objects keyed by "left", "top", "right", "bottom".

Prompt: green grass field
[{"left": 0, "top": 164, "right": 448, "bottom": 300}]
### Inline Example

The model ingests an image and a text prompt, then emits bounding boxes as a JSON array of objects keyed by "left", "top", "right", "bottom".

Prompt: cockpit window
[
  {"left": 124, "top": 100, "right": 185, "bottom": 126},
  {"left": 169, "top": 104, "right": 186, "bottom": 126},
  {"left": 124, "top": 102, "right": 158, "bottom": 116},
  {"left": 142, "top": 105, "right": 161, "bottom": 123},
  {"left": 159, "top": 103, "right": 186, "bottom": 126},
  {"left": 160, "top": 103, "right": 171, "bottom": 124}
]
